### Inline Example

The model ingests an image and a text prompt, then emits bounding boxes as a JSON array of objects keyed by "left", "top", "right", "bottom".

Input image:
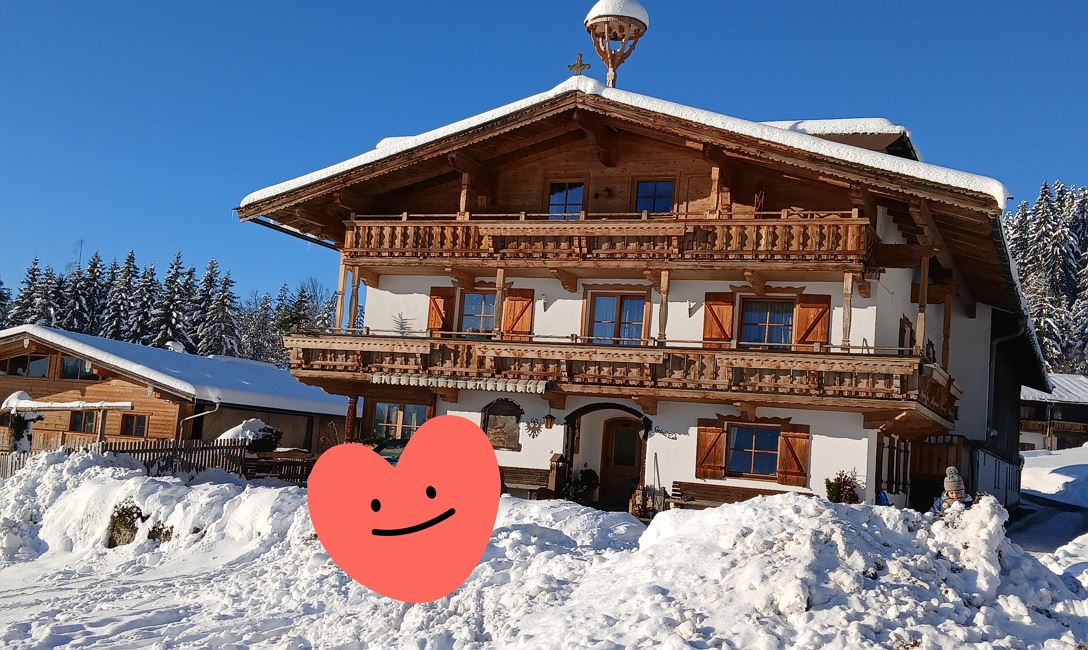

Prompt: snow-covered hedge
[{"left": 1, "top": 452, "right": 1086, "bottom": 647}]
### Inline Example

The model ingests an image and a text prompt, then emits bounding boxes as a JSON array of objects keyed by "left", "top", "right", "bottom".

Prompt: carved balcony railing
[
  {"left": 344, "top": 210, "right": 873, "bottom": 265},
  {"left": 1020, "top": 420, "right": 1088, "bottom": 435},
  {"left": 285, "top": 332, "right": 959, "bottom": 423}
]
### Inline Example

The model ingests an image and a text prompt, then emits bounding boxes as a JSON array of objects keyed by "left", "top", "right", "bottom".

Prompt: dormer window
[
  {"left": 59, "top": 356, "right": 100, "bottom": 381},
  {"left": 635, "top": 180, "right": 674, "bottom": 213}
]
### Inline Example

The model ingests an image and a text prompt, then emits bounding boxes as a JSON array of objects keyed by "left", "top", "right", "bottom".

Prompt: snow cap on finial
[
  {"left": 584, "top": 0, "right": 650, "bottom": 88},
  {"left": 585, "top": 0, "right": 650, "bottom": 30}
]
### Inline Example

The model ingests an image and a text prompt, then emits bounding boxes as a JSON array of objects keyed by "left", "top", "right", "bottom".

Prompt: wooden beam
[
  {"left": 849, "top": 184, "right": 878, "bottom": 221},
  {"left": 911, "top": 282, "right": 958, "bottom": 305},
  {"left": 842, "top": 272, "right": 854, "bottom": 348},
  {"left": 744, "top": 270, "right": 766, "bottom": 295},
  {"left": 864, "top": 410, "right": 908, "bottom": 430},
  {"left": 446, "top": 267, "right": 477, "bottom": 290},
  {"left": 733, "top": 402, "right": 758, "bottom": 421},
  {"left": 909, "top": 199, "right": 955, "bottom": 269},
  {"left": 357, "top": 269, "right": 381, "bottom": 288},
  {"left": 855, "top": 273, "right": 871, "bottom": 299},
  {"left": 433, "top": 387, "right": 459, "bottom": 404},
  {"left": 915, "top": 256, "right": 930, "bottom": 354},
  {"left": 657, "top": 270, "right": 670, "bottom": 343},
  {"left": 347, "top": 269, "right": 361, "bottom": 330},
  {"left": 344, "top": 396, "right": 358, "bottom": 443},
  {"left": 635, "top": 397, "right": 658, "bottom": 416},
  {"left": 544, "top": 389, "right": 567, "bottom": 411},
  {"left": 572, "top": 110, "right": 618, "bottom": 167},
  {"left": 334, "top": 257, "right": 348, "bottom": 330},
  {"left": 872, "top": 243, "right": 939, "bottom": 268},
  {"left": 448, "top": 152, "right": 496, "bottom": 198},
  {"left": 549, "top": 268, "right": 579, "bottom": 293},
  {"left": 494, "top": 268, "right": 506, "bottom": 338}
]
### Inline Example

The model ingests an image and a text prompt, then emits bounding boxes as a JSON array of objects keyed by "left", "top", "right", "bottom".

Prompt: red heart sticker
[{"left": 308, "top": 415, "right": 501, "bottom": 603}]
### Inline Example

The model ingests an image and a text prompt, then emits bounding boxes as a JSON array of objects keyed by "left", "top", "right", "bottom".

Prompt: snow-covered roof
[
  {"left": 1022, "top": 374, "right": 1088, "bottom": 405},
  {"left": 758, "top": 118, "right": 908, "bottom": 137},
  {"left": 239, "top": 76, "right": 1009, "bottom": 211},
  {"left": 586, "top": 0, "right": 650, "bottom": 28},
  {"left": 0, "top": 325, "right": 349, "bottom": 416}
]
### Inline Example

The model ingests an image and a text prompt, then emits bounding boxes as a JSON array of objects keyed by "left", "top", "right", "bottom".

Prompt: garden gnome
[{"left": 930, "top": 466, "right": 973, "bottom": 514}]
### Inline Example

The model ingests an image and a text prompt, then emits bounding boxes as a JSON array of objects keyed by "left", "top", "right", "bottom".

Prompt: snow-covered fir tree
[
  {"left": 1003, "top": 180, "right": 1088, "bottom": 371},
  {"left": 197, "top": 273, "right": 241, "bottom": 357},
  {"left": 0, "top": 276, "right": 10, "bottom": 329},
  {"left": 58, "top": 265, "right": 90, "bottom": 334},
  {"left": 83, "top": 252, "right": 108, "bottom": 334},
  {"left": 148, "top": 252, "right": 196, "bottom": 350},
  {"left": 99, "top": 252, "right": 137, "bottom": 340},
  {"left": 126, "top": 265, "right": 161, "bottom": 344},
  {"left": 7, "top": 258, "right": 43, "bottom": 326},
  {"left": 27, "top": 266, "right": 60, "bottom": 326},
  {"left": 190, "top": 259, "right": 220, "bottom": 352},
  {"left": 239, "top": 291, "right": 286, "bottom": 366}
]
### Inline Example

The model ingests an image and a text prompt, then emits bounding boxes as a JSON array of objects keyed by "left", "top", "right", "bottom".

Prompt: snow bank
[
  {"left": 1, "top": 454, "right": 1086, "bottom": 648},
  {"left": 1022, "top": 446, "right": 1088, "bottom": 507}
]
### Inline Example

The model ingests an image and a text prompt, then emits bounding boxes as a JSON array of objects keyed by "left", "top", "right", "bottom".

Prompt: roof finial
[
  {"left": 567, "top": 53, "right": 592, "bottom": 77},
  {"left": 584, "top": 0, "right": 650, "bottom": 88}
]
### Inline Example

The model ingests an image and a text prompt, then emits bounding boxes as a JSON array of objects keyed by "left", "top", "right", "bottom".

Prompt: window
[
  {"left": 460, "top": 292, "right": 497, "bottom": 335},
  {"left": 69, "top": 411, "right": 96, "bottom": 434},
  {"left": 548, "top": 182, "right": 584, "bottom": 220},
  {"left": 739, "top": 299, "right": 794, "bottom": 349},
  {"left": 635, "top": 180, "right": 675, "bottom": 213},
  {"left": 480, "top": 399, "right": 524, "bottom": 451},
  {"left": 59, "top": 356, "right": 100, "bottom": 381},
  {"left": 120, "top": 414, "right": 148, "bottom": 437},
  {"left": 726, "top": 425, "right": 779, "bottom": 477},
  {"left": 588, "top": 293, "right": 646, "bottom": 346},
  {"left": 1, "top": 355, "right": 49, "bottom": 378},
  {"left": 373, "top": 402, "right": 428, "bottom": 440}
]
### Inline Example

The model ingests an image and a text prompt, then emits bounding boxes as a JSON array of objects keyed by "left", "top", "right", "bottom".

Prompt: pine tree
[
  {"left": 99, "top": 252, "right": 138, "bottom": 340},
  {"left": 58, "top": 265, "right": 90, "bottom": 333},
  {"left": 148, "top": 252, "right": 195, "bottom": 350},
  {"left": 239, "top": 291, "right": 285, "bottom": 365},
  {"left": 7, "top": 257, "right": 42, "bottom": 326},
  {"left": 127, "top": 265, "right": 161, "bottom": 344},
  {"left": 190, "top": 259, "right": 221, "bottom": 352},
  {"left": 26, "top": 266, "right": 60, "bottom": 326},
  {"left": 83, "top": 252, "right": 108, "bottom": 334},
  {"left": 197, "top": 273, "right": 241, "bottom": 356},
  {"left": 0, "top": 276, "right": 11, "bottom": 329}
]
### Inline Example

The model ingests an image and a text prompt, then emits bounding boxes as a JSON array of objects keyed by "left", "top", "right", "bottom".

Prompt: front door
[{"left": 599, "top": 417, "right": 644, "bottom": 511}]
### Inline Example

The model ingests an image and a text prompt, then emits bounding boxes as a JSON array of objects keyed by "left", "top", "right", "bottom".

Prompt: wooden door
[{"left": 598, "top": 417, "right": 644, "bottom": 511}]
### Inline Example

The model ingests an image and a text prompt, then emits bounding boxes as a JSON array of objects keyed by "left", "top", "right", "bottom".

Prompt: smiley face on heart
[{"left": 307, "top": 415, "right": 501, "bottom": 603}]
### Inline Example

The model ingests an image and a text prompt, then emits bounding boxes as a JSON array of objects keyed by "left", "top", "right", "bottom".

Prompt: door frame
[{"left": 599, "top": 416, "right": 646, "bottom": 508}]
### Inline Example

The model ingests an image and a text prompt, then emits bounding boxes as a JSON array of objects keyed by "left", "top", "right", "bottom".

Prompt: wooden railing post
[{"left": 344, "top": 396, "right": 358, "bottom": 444}]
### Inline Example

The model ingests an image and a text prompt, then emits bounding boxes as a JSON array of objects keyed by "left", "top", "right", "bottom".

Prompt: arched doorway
[{"left": 562, "top": 403, "right": 652, "bottom": 511}]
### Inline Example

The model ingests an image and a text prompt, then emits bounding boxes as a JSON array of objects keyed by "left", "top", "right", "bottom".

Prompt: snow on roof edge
[
  {"left": 758, "top": 117, "right": 909, "bottom": 137},
  {"left": 239, "top": 76, "right": 1010, "bottom": 212}
]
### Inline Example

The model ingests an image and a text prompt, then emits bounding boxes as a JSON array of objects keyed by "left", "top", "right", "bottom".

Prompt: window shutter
[
  {"left": 777, "top": 426, "right": 811, "bottom": 487},
  {"left": 794, "top": 295, "right": 831, "bottom": 348},
  {"left": 703, "top": 292, "right": 735, "bottom": 349},
  {"left": 427, "top": 287, "right": 456, "bottom": 335},
  {"left": 502, "top": 289, "right": 535, "bottom": 342},
  {"left": 695, "top": 425, "right": 726, "bottom": 479}
]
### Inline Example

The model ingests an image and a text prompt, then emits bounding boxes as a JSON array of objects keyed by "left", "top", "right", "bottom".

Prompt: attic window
[
  {"left": 635, "top": 180, "right": 674, "bottom": 213},
  {"left": 1, "top": 355, "right": 49, "bottom": 379},
  {"left": 548, "top": 182, "right": 585, "bottom": 220},
  {"left": 59, "top": 356, "right": 100, "bottom": 381}
]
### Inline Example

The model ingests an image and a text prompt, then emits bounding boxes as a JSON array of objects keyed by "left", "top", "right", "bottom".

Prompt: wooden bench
[
  {"left": 500, "top": 466, "right": 553, "bottom": 499},
  {"left": 667, "top": 481, "right": 802, "bottom": 509}
]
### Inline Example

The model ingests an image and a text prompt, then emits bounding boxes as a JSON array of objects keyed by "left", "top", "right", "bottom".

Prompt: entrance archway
[{"left": 562, "top": 403, "right": 652, "bottom": 510}]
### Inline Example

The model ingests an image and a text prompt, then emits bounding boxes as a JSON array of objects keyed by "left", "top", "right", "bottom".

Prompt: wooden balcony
[
  {"left": 285, "top": 333, "right": 959, "bottom": 425},
  {"left": 343, "top": 210, "right": 873, "bottom": 270},
  {"left": 1021, "top": 420, "right": 1088, "bottom": 435}
]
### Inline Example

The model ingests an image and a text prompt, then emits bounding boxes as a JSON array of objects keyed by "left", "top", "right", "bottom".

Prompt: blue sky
[{"left": 2, "top": 2, "right": 1085, "bottom": 298}]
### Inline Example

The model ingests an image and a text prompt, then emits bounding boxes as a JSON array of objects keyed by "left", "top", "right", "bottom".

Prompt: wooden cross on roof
[{"left": 567, "top": 53, "right": 591, "bottom": 76}]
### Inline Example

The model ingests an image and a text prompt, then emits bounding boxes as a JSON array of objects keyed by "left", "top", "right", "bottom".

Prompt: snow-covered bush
[
  {"left": 825, "top": 469, "right": 861, "bottom": 503},
  {"left": 216, "top": 418, "right": 283, "bottom": 453}
]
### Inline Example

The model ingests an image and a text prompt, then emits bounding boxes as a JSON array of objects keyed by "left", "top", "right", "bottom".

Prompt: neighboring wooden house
[
  {"left": 1021, "top": 374, "right": 1088, "bottom": 451},
  {"left": 234, "top": 5, "right": 1047, "bottom": 512},
  {"left": 0, "top": 325, "right": 350, "bottom": 452}
]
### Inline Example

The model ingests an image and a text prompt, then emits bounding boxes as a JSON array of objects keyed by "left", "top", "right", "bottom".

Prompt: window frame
[
  {"left": 480, "top": 398, "right": 524, "bottom": 451},
  {"left": 545, "top": 180, "right": 587, "bottom": 220},
  {"left": 370, "top": 400, "right": 430, "bottom": 441},
  {"left": 724, "top": 423, "right": 781, "bottom": 480},
  {"left": 738, "top": 296, "right": 796, "bottom": 351},
  {"left": 59, "top": 356, "right": 101, "bottom": 381},
  {"left": 1, "top": 354, "right": 51, "bottom": 379},
  {"left": 584, "top": 289, "right": 651, "bottom": 346},
  {"left": 120, "top": 413, "right": 149, "bottom": 438},
  {"left": 457, "top": 290, "right": 498, "bottom": 336},
  {"left": 633, "top": 178, "right": 677, "bottom": 214},
  {"left": 69, "top": 411, "right": 97, "bottom": 434}
]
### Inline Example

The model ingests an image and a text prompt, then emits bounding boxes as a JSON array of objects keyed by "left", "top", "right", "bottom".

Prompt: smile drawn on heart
[{"left": 371, "top": 508, "right": 457, "bottom": 537}]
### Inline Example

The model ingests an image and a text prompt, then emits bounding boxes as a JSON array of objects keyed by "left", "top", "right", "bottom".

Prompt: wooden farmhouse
[
  {"left": 236, "top": 5, "right": 1048, "bottom": 512},
  {"left": 1020, "top": 374, "right": 1088, "bottom": 452},
  {"left": 0, "top": 325, "right": 349, "bottom": 452}
]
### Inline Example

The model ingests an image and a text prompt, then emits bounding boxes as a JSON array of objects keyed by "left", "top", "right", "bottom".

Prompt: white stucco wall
[{"left": 437, "top": 391, "right": 562, "bottom": 470}]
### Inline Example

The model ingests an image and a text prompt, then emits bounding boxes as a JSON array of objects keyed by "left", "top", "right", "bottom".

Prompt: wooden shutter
[
  {"left": 427, "top": 287, "right": 456, "bottom": 335},
  {"left": 777, "top": 426, "right": 811, "bottom": 487},
  {"left": 703, "top": 292, "right": 735, "bottom": 349},
  {"left": 502, "top": 289, "right": 535, "bottom": 342},
  {"left": 794, "top": 294, "right": 831, "bottom": 348},
  {"left": 695, "top": 425, "right": 726, "bottom": 479}
]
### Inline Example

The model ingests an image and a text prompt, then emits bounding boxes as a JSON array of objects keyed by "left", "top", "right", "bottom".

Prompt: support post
[
  {"left": 494, "top": 268, "right": 506, "bottom": 339},
  {"left": 96, "top": 409, "right": 108, "bottom": 444},
  {"left": 657, "top": 270, "right": 670, "bottom": 344},
  {"left": 335, "top": 256, "right": 348, "bottom": 330},
  {"left": 347, "top": 270, "right": 362, "bottom": 331},
  {"left": 942, "top": 294, "right": 953, "bottom": 370},
  {"left": 842, "top": 272, "right": 854, "bottom": 350},
  {"left": 915, "top": 256, "right": 930, "bottom": 355},
  {"left": 344, "top": 396, "right": 358, "bottom": 444}
]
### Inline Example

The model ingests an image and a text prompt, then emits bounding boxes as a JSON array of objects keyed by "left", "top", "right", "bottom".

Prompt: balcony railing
[
  {"left": 344, "top": 210, "right": 873, "bottom": 264},
  {"left": 1020, "top": 420, "right": 1088, "bottom": 435},
  {"left": 285, "top": 331, "right": 959, "bottom": 422}
]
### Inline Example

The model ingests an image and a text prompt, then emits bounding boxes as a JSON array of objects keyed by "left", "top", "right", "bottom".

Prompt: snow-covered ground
[
  {"left": 2, "top": 452, "right": 1088, "bottom": 648},
  {"left": 1023, "top": 445, "right": 1088, "bottom": 508}
]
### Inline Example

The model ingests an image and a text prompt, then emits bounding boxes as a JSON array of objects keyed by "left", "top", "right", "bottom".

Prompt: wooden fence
[
  {"left": 0, "top": 453, "right": 30, "bottom": 481},
  {"left": 98, "top": 439, "right": 248, "bottom": 477}
]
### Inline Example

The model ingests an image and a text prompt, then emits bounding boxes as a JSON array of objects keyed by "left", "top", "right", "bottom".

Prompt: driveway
[{"left": 1007, "top": 492, "right": 1088, "bottom": 553}]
